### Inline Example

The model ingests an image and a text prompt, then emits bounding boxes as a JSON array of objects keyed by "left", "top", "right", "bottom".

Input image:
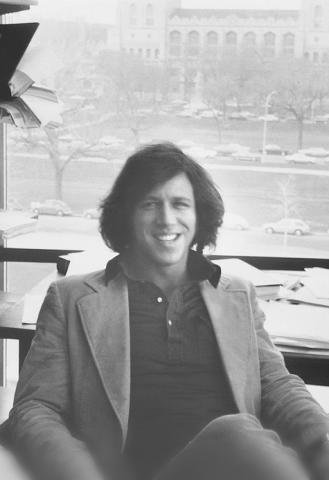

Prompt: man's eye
[
  {"left": 174, "top": 201, "right": 189, "bottom": 208},
  {"left": 141, "top": 201, "right": 157, "bottom": 209}
]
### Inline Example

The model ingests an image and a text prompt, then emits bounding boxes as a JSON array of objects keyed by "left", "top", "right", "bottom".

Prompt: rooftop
[{"left": 171, "top": 8, "right": 299, "bottom": 20}]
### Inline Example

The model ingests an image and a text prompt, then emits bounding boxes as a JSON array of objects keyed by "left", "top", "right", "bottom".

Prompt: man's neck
[{"left": 120, "top": 251, "right": 190, "bottom": 297}]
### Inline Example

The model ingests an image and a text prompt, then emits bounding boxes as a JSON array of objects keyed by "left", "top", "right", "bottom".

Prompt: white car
[
  {"left": 222, "top": 213, "right": 249, "bottom": 230},
  {"left": 299, "top": 147, "right": 329, "bottom": 158},
  {"left": 285, "top": 153, "right": 316, "bottom": 164},
  {"left": 262, "top": 218, "right": 310, "bottom": 236},
  {"left": 232, "top": 150, "right": 262, "bottom": 162}
]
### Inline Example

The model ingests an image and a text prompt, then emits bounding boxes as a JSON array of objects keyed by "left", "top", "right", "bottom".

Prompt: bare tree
[
  {"left": 272, "top": 58, "right": 329, "bottom": 149},
  {"left": 97, "top": 51, "right": 165, "bottom": 145}
]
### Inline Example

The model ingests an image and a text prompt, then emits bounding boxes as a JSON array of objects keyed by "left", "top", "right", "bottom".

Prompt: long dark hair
[{"left": 100, "top": 142, "right": 224, "bottom": 252}]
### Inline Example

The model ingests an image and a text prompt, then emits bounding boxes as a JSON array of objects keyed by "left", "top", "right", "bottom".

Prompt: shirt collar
[{"left": 105, "top": 250, "right": 221, "bottom": 288}]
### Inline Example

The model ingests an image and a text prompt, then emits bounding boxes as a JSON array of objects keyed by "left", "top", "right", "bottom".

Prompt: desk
[
  {"left": 0, "top": 273, "right": 329, "bottom": 384},
  {"left": 0, "top": 272, "right": 58, "bottom": 371}
]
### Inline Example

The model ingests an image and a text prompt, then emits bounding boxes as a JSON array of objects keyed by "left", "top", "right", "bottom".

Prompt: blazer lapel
[
  {"left": 77, "top": 271, "right": 130, "bottom": 445},
  {"left": 200, "top": 279, "right": 251, "bottom": 412}
]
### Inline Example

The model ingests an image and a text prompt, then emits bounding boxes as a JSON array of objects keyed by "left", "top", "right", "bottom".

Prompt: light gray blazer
[{"left": 3, "top": 266, "right": 329, "bottom": 480}]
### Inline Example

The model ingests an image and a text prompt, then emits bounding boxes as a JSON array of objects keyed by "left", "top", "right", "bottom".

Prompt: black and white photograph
[{"left": 0, "top": 1, "right": 329, "bottom": 479}]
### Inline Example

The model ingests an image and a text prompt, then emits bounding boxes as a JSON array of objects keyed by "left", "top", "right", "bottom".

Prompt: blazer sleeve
[
  {"left": 249, "top": 282, "right": 329, "bottom": 453},
  {"left": 3, "top": 282, "right": 106, "bottom": 480}
]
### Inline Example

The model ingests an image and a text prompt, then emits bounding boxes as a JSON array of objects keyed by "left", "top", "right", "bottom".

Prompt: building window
[
  {"left": 186, "top": 30, "right": 200, "bottom": 57},
  {"left": 129, "top": 48, "right": 134, "bottom": 54},
  {"left": 282, "top": 33, "right": 295, "bottom": 56},
  {"left": 225, "top": 31, "right": 237, "bottom": 47},
  {"left": 206, "top": 31, "right": 218, "bottom": 46},
  {"left": 314, "top": 5, "right": 323, "bottom": 29},
  {"left": 313, "top": 51, "right": 319, "bottom": 62},
  {"left": 263, "top": 32, "right": 276, "bottom": 58},
  {"left": 155, "top": 48, "right": 159, "bottom": 58},
  {"left": 205, "top": 31, "right": 218, "bottom": 57},
  {"left": 146, "top": 48, "right": 151, "bottom": 58},
  {"left": 130, "top": 3, "right": 137, "bottom": 25},
  {"left": 244, "top": 31, "right": 256, "bottom": 48},
  {"left": 145, "top": 3, "right": 153, "bottom": 26},
  {"left": 322, "top": 52, "right": 329, "bottom": 63},
  {"left": 169, "top": 30, "right": 182, "bottom": 57},
  {"left": 138, "top": 48, "right": 143, "bottom": 56}
]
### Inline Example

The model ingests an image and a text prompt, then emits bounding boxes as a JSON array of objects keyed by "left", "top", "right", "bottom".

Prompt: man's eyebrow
[{"left": 143, "top": 194, "right": 193, "bottom": 201}]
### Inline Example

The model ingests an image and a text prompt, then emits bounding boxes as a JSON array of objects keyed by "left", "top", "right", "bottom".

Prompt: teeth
[{"left": 157, "top": 234, "right": 178, "bottom": 241}]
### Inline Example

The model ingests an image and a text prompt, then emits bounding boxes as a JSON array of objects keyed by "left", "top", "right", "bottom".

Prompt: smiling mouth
[{"left": 154, "top": 234, "right": 180, "bottom": 242}]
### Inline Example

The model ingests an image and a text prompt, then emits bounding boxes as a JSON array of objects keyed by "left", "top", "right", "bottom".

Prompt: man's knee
[{"left": 201, "top": 413, "right": 263, "bottom": 439}]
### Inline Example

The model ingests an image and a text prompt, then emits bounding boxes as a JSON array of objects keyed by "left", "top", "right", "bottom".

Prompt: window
[
  {"left": 243, "top": 31, "right": 256, "bottom": 48},
  {"left": 282, "top": 33, "right": 295, "bottom": 56},
  {"left": 186, "top": 30, "right": 200, "bottom": 57},
  {"left": 206, "top": 31, "right": 218, "bottom": 46},
  {"left": 322, "top": 52, "right": 329, "bottom": 63},
  {"left": 1, "top": 2, "right": 329, "bottom": 284},
  {"left": 169, "top": 30, "right": 182, "bottom": 57},
  {"left": 313, "top": 51, "right": 319, "bottom": 62},
  {"left": 205, "top": 31, "right": 218, "bottom": 57},
  {"left": 2, "top": 2, "right": 329, "bottom": 265},
  {"left": 314, "top": 4, "right": 323, "bottom": 29},
  {"left": 263, "top": 32, "right": 276, "bottom": 58},
  {"left": 225, "top": 31, "right": 237, "bottom": 47},
  {"left": 130, "top": 3, "right": 137, "bottom": 25},
  {"left": 145, "top": 3, "right": 153, "bottom": 26}
]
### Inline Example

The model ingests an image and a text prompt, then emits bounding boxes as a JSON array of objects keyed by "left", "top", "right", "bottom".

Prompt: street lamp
[{"left": 262, "top": 91, "right": 277, "bottom": 162}]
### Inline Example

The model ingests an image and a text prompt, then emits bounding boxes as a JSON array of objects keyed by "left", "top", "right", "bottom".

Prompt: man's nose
[{"left": 157, "top": 203, "right": 176, "bottom": 225}]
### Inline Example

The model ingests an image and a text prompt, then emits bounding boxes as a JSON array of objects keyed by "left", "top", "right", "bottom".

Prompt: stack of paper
[
  {"left": 282, "top": 267, "right": 329, "bottom": 308},
  {"left": 261, "top": 300, "right": 329, "bottom": 350},
  {"left": 213, "top": 258, "right": 282, "bottom": 300}
]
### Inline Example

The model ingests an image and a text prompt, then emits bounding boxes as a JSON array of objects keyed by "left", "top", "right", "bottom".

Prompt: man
[{"left": 1, "top": 142, "right": 329, "bottom": 480}]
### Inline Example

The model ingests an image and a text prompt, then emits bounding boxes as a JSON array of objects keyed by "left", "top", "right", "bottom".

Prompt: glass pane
[{"left": 3, "top": 0, "right": 329, "bottom": 261}]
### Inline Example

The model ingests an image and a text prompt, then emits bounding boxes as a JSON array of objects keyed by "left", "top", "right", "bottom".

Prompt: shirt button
[
  {"left": 168, "top": 320, "right": 172, "bottom": 326},
  {"left": 157, "top": 297, "right": 163, "bottom": 303}
]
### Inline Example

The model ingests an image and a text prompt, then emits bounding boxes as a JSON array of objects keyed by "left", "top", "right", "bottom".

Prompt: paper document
[
  {"left": 303, "top": 267, "right": 329, "bottom": 299},
  {"left": 261, "top": 300, "right": 329, "bottom": 349}
]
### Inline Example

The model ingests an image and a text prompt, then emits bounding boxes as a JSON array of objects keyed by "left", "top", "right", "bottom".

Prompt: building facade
[
  {"left": 115, "top": 1, "right": 329, "bottom": 99},
  {"left": 117, "top": 0, "right": 329, "bottom": 62}
]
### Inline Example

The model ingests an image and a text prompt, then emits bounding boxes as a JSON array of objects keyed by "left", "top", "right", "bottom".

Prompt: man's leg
[{"left": 154, "top": 414, "right": 309, "bottom": 480}]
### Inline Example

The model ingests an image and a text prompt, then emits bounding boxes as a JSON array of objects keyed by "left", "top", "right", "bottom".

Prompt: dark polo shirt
[{"left": 107, "top": 252, "right": 237, "bottom": 480}]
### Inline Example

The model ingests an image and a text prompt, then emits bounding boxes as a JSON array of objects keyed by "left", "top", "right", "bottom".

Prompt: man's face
[{"left": 130, "top": 173, "right": 197, "bottom": 270}]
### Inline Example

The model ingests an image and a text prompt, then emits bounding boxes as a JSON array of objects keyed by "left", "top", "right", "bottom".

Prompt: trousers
[
  {"left": 0, "top": 414, "right": 311, "bottom": 480},
  {"left": 154, "top": 414, "right": 310, "bottom": 480}
]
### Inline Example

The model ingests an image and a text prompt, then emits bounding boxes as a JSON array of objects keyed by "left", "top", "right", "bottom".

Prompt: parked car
[
  {"left": 313, "top": 114, "right": 329, "bottom": 124},
  {"left": 258, "top": 114, "right": 279, "bottom": 122},
  {"left": 30, "top": 199, "right": 72, "bottom": 216},
  {"left": 285, "top": 153, "right": 316, "bottom": 164},
  {"left": 222, "top": 213, "right": 249, "bottom": 230},
  {"left": 299, "top": 147, "right": 329, "bottom": 158},
  {"left": 262, "top": 218, "right": 310, "bottom": 236},
  {"left": 83, "top": 208, "right": 100, "bottom": 219},
  {"left": 232, "top": 149, "right": 262, "bottom": 162},
  {"left": 216, "top": 143, "right": 247, "bottom": 156},
  {"left": 261, "top": 144, "right": 288, "bottom": 156},
  {"left": 229, "top": 111, "right": 253, "bottom": 120}
]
